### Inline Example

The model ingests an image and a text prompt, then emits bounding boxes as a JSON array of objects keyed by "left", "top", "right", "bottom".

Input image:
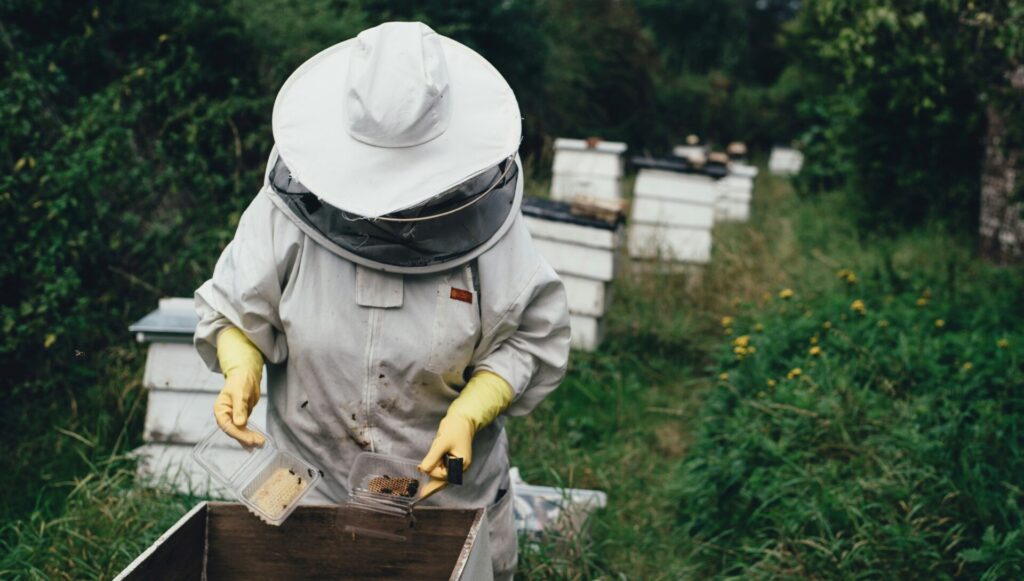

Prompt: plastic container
[
  {"left": 346, "top": 452, "right": 432, "bottom": 517},
  {"left": 192, "top": 422, "right": 322, "bottom": 526}
]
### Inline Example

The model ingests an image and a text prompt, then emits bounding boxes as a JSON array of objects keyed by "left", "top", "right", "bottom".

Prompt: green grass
[{"left": 3, "top": 171, "right": 1022, "bottom": 579}]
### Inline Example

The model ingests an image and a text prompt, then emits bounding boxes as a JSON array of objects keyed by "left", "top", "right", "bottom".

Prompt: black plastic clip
[{"left": 444, "top": 454, "right": 464, "bottom": 485}]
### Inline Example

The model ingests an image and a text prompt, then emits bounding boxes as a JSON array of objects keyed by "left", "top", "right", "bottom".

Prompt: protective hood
[{"left": 263, "top": 148, "right": 522, "bottom": 274}]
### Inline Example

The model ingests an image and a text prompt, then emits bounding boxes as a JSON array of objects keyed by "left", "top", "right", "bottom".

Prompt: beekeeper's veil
[{"left": 264, "top": 21, "right": 523, "bottom": 274}]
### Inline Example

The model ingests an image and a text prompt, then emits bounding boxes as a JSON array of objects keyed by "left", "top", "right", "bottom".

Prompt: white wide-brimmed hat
[{"left": 271, "top": 21, "right": 522, "bottom": 218}]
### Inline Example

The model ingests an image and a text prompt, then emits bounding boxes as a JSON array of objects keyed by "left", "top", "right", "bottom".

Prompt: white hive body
[
  {"left": 629, "top": 167, "right": 718, "bottom": 264},
  {"left": 716, "top": 161, "right": 758, "bottom": 221},
  {"left": 523, "top": 198, "right": 623, "bottom": 352},
  {"left": 550, "top": 138, "right": 627, "bottom": 202},
  {"left": 768, "top": 146, "right": 804, "bottom": 175},
  {"left": 129, "top": 298, "right": 268, "bottom": 497}
]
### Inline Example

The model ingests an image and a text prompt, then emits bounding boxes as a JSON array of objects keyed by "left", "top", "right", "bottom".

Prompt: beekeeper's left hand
[{"left": 417, "top": 371, "right": 512, "bottom": 497}]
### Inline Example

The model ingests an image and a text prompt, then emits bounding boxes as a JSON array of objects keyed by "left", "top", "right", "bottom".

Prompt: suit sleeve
[
  {"left": 193, "top": 191, "right": 302, "bottom": 371},
  {"left": 473, "top": 218, "right": 572, "bottom": 416}
]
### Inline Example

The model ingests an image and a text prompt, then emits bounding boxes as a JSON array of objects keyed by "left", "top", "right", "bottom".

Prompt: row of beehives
[{"left": 525, "top": 138, "right": 781, "bottom": 352}]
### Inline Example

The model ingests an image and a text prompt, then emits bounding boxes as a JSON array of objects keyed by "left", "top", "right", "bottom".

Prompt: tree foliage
[{"left": 788, "top": 0, "right": 1024, "bottom": 231}]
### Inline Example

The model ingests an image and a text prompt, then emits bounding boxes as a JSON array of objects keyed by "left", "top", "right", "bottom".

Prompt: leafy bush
[
  {"left": 788, "top": 0, "right": 1024, "bottom": 231},
  {"left": 674, "top": 262, "right": 1024, "bottom": 578}
]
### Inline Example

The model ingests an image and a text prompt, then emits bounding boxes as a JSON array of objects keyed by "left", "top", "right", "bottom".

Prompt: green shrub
[{"left": 673, "top": 262, "right": 1024, "bottom": 578}]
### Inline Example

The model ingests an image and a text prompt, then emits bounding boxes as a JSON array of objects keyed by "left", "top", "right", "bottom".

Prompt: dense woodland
[{"left": 2, "top": 1, "right": 1023, "bottom": 579}]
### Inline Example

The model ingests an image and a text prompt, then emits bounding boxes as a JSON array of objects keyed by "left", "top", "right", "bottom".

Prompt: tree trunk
[{"left": 979, "top": 66, "right": 1024, "bottom": 263}]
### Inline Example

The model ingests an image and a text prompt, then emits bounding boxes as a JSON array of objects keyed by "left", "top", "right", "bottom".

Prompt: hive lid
[
  {"left": 522, "top": 197, "right": 622, "bottom": 230},
  {"left": 553, "top": 137, "right": 627, "bottom": 154},
  {"left": 631, "top": 155, "right": 728, "bottom": 179},
  {"left": 128, "top": 298, "right": 199, "bottom": 343}
]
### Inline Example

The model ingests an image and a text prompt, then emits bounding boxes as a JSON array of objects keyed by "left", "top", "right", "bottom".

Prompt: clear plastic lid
[
  {"left": 342, "top": 452, "right": 432, "bottom": 541},
  {"left": 193, "top": 422, "right": 322, "bottom": 526}
]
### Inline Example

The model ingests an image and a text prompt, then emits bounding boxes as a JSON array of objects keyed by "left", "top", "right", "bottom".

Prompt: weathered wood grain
[
  {"left": 205, "top": 503, "right": 486, "bottom": 580},
  {"left": 113, "top": 502, "right": 207, "bottom": 581}
]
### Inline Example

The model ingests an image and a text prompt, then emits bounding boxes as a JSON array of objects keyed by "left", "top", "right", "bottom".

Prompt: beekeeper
[{"left": 193, "top": 21, "right": 570, "bottom": 579}]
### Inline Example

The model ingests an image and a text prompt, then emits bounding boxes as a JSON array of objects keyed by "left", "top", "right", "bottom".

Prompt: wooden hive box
[
  {"left": 129, "top": 298, "right": 268, "bottom": 496},
  {"left": 550, "top": 137, "right": 627, "bottom": 202},
  {"left": 522, "top": 196, "right": 623, "bottom": 352},
  {"left": 628, "top": 160, "right": 722, "bottom": 265},
  {"left": 114, "top": 502, "right": 493, "bottom": 581}
]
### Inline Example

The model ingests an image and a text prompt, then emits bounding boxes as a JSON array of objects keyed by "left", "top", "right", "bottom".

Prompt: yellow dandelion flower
[
  {"left": 734, "top": 346, "right": 747, "bottom": 355},
  {"left": 733, "top": 335, "right": 750, "bottom": 348},
  {"left": 779, "top": 288, "right": 794, "bottom": 300},
  {"left": 787, "top": 367, "right": 802, "bottom": 380},
  {"left": 719, "top": 372, "right": 730, "bottom": 381},
  {"left": 961, "top": 362, "right": 973, "bottom": 372},
  {"left": 916, "top": 297, "right": 929, "bottom": 308},
  {"left": 721, "top": 316, "right": 734, "bottom": 327},
  {"left": 935, "top": 319, "right": 945, "bottom": 328},
  {"left": 851, "top": 299, "right": 866, "bottom": 314},
  {"left": 754, "top": 323, "right": 764, "bottom": 333},
  {"left": 747, "top": 346, "right": 757, "bottom": 354},
  {"left": 767, "top": 379, "right": 777, "bottom": 388},
  {"left": 878, "top": 319, "right": 890, "bottom": 328},
  {"left": 809, "top": 346, "right": 822, "bottom": 357},
  {"left": 836, "top": 269, "right": 857, "bottom": 285},
  {"left": 997, "top": 338, "right": 1010, "bottom": 349},
  {"left": 724, "top": 327, "right": 734, "bottom": 336},
  {"left": 822, "top": 321, "right": 832, "bottom": 330},
  {"left": 159, "top": 33, "right": 170, "bottom": 43},
  {"left": 809, "top": 335, "right": 819, "bottom": 345}
]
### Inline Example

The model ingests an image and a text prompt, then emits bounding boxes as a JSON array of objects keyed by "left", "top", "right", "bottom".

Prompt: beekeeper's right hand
[{"left": 214, "top": 327, "right": 266, "bottom": 448}]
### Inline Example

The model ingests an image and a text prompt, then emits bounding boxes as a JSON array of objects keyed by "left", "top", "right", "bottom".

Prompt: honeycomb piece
[
  {"left": 367, "top": 475, "right": 419, "bottom": 498},
  {"left": 250, "top": 467, "right": 307, "bottom": 519}
]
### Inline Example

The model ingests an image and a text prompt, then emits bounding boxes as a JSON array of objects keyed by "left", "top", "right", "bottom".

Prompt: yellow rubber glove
[
  {"left": 214, "top": 327, "right": 266, "bottom": 448},
  {"left": 417, "top": 370, "right": 513, "bottom": 500}
]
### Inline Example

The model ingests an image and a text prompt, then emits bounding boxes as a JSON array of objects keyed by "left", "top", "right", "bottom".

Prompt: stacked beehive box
[
  {"left": 523, "top": 197, "right": 623, "bottom": 351},
  {"left": 715, "top": 162, "right": 758, "bottom": 222},
  {"left": 129, "top": 298, "right": 267, "bottom": 496},
  {"left": 628, "top": 157, "right": 723, "bottom": 264},
  {"left": 550, "top": 138, "right": 627, "bottom": 202},
  {"left": 768, "top": 146, "right": 804, "bottom": 175}
]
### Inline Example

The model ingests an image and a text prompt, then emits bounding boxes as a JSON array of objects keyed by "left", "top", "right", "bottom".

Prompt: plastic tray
[{"left": 193, "top": 422, "right": 322, "bottom": 526}]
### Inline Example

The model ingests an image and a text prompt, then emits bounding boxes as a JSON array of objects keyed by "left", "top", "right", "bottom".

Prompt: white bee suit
[{"left": 194, "top": 154, "right": 570, "bottom": 577}]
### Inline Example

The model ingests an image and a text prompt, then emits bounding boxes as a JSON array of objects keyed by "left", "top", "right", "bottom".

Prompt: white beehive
[
  {"left": 523, "top": 197, "right": 623, "bottom": 352},
  {"left": 672, "top": 144, "right": 708, "bottom": 165},
  {"left": 550, "top": 138, "right": 627, "bottom": 202},
  {"left": 628, "top": 165, "right": 719, "bottom": 264},
  {"left": 715, "top": 165, "right": 757, "bottom": 222},
  {"left": 129, "top": 298, "right": 267, "bottom": 496},
  {"left": 768, "top": 146, "right": 804, "bottom": 175}
]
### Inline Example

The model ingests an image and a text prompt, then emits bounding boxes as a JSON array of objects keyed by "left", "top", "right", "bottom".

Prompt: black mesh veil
[{"left": 268, "top": 153, "right": 518, "bottom": 270}]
